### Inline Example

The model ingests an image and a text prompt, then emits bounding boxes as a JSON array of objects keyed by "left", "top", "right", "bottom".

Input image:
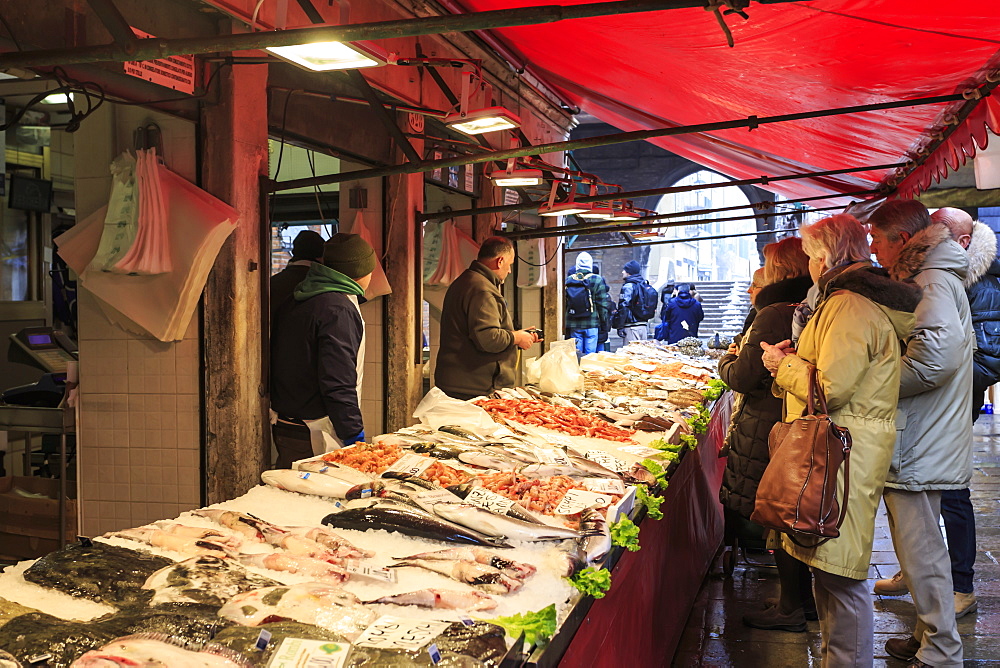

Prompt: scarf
[{"left": 294, "top": 262, "right": 365, "bottom": 300}]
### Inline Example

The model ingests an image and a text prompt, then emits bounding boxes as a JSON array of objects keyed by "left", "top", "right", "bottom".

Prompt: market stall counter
[{"left": 0, "top": 341, "right": 730, "bottom": 667}]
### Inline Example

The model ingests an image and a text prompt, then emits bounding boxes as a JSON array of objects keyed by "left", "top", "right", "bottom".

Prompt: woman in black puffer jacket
[{"left": 718, "top": 237, "right": 814, "bottom": 632}]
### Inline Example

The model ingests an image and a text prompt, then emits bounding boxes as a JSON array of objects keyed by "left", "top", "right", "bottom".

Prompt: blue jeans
[
  {"left": 571, "top": 328, "right": 598, "bottom": 355},
  {"left": 941, "top": 488, "right": 976, "bottom": 593}
]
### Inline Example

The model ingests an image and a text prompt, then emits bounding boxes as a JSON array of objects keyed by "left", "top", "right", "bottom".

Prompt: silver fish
[
  {"left": 294, "top": 459, "right": 374, "bottom": 485},
  {"left": 321, "top": 501, "right": 512, "bottom": 548},
  {"left": 261, "top": 469, "right": 354, "bottom": 499},
  {"left": 431, "top": 502, "right": 580, "bottom": 542},
  {"left": 579, "top": 505, "right": 612, "bottom": 565},
  {"left": 398, "top": 546, "right": 536, "bottom": 580},
  {"left": 390, "top": 558, "right": 522, "bottom": 595},
  {"left": 365, "top": 588, "right": 497, "bottom": 611},
  {"left": 457, "top": 450, "right": 521, "bottom": 470},
  {"left": 438, "top": 425, "right": 483, "bottom": 441}
]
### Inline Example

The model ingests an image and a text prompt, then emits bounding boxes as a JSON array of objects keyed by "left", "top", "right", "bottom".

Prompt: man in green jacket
[{"left": 436, "top": 237, "right": 540, "bottom": 400}]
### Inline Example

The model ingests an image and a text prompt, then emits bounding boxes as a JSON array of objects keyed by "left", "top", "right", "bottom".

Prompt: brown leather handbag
[{"left": 751, "top": 367, "right": 852, "bottom": 547}]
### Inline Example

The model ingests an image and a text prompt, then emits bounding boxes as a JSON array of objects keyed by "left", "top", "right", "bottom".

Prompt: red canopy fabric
[{"left": 454, "top": 0, "right": 1000, "bottom": 204}]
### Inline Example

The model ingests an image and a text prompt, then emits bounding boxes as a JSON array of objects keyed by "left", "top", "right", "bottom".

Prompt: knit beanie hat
[
  {"left": 291, "top": 229, "right": 325, "bottom": 260},
  {"left": 322, "top": 233, "right": 376, "bottom": 279},
  {"left": 575, "top": 251, "right": 594, "bottom": 273},
  {"left": 624, "top": 260, "right": 641, "bottom": 275}
]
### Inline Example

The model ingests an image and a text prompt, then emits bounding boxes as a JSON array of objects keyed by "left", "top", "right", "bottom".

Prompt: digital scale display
[{"left": 26, "top": 333, "right": 53, "bottom": 347}]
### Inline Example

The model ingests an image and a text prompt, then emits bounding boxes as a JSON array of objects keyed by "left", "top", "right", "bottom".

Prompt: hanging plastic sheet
[
  {"left": 515, "top": 238, "right": 548, "bottom": 289},
  {"left": 342, "top": 210, "right": 391, "bottom": 299},
  {"left": 88, "top": 152, "right": 138, "bottom": 273},
  {"left": 55, "top": 167, "right": 238, "bottom": 342},
  {"left": 426, "top": 220, "right": 479, "bottom": 287}
]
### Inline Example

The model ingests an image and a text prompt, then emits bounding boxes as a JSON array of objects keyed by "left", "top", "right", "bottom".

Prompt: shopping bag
[{"left": 538, "top": 339, "right": 584, "bottom": 394}]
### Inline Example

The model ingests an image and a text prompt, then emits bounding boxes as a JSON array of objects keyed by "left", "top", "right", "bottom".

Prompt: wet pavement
[{"left": 673, "top": 413, "right": 1000, "bottom": 667}]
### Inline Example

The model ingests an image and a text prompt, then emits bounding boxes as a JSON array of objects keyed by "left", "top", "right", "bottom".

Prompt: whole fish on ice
[
  {"left": 142, "top": 555, "right": 279, "bottom": 606},
  {"left": 237, "top": 553, "right": 348, "bottom": 583},
  {"left": 261, "top": 469, "right": 354, "bottom": 499},
  {"left": 366, "top": 588, "right": 497, "bottom": 611},
  {"left": 70, "top": 635, "right": 250, "bottom": 667},
  {"left": 579, "top": 505, "right": 612, "bottom": 565},
  {"left": 431, "top": 502, "right": 580, "bottom": 542},
  {"left": 219, "top": 582, "right": 375, "bottom": 640},
  {"left": 293, "top": 458, "right": 374, "bottom": 485},
  {"left": 191, "top": 509, "right": 270, "bottom": 541},
  {"left": 398, "top": 547, "right": 536, "bottom": 580},
  {"left": 104, "top": 527, "right": 236, "bottom": 558},
  {"left": 321, "top": 500, "right": 511, "bottom": 548},
  {"left": 390, "top": 558, "right": 522, "bottom": 595}
]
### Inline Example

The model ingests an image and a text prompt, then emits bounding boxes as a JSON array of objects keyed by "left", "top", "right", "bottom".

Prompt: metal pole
[
  {"left": 269, "top": 86, "right": 961, "bottom": 191},
  {"left": 417, "top": 164, "right": 898, "bottom": 221},
  {"left": 517, "top": 203, "right": 844, "bottom": 241},
  {"left": 0, "top": 0, "right": 773, "bottom": 69},
  {"left": 572, "top": 225, "right": 803, "bottom": 252},
  {"left": 505, "top": 189, "right": 875, "bottom": 238}
]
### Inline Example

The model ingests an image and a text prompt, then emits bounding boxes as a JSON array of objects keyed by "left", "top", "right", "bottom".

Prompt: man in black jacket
[{"left": 270, "top": 233, "right": 375, "bottom": 468}]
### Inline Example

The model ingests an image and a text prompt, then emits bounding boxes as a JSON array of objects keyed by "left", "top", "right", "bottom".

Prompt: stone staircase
[{"left": 693, "top": 280, "right": 751, "bottom": 339}]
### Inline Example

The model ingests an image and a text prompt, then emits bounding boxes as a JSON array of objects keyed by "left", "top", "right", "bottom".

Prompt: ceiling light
[
  {"left": 445, "top": 106, "right": 520, "bottom": 135},
  {"left": 490, "top": 167, "right": 544, "bottom": 187},
  {"left": 538, "top": 201, "right": 592, "bottom": 217},
  {"left": 579, "top": 200, "right": 615, "bottom": 220},
  {"left": 609, "top": 202, "right": 641, "bottom": 221},
  {"left": 266, "top": 40, "right": 388, "bottom": 71},
  {"left": 41, "top": 92, "right": 74, "bottom": 104}
]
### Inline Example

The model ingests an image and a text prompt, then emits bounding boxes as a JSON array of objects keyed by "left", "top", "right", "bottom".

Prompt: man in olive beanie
[{"left": 270, "top": 233, "right": 375, "bottom": 468}]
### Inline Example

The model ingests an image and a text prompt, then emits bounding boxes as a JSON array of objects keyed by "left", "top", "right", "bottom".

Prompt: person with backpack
[
  {"left": 661, "top": 283, "right": 706, "bottom": 343},
  {"left": 612, "top": 260, "right": 659, "bottom": 344},
  {"left": 565, "top": 252, "right": 611, "bottom": 355}
]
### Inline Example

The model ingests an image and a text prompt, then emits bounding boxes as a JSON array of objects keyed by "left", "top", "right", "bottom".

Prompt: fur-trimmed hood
[
  {"left": 889, "top": 222, "right": 969, "bottom": 283},
  {"left": 755, "top": 274, "right": 812, "bottom": 310},
  {"left": 964, "top": 221, "right": 998, "bottom": 288},
  {"left": 819, "top": 263, "right": 922, "bottom": 340}
]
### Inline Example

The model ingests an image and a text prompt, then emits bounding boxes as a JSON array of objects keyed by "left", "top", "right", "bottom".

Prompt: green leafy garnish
[
  {"left": 487, "top": 604, "right": 557, "bottom": 647},
  {"left": 679, "top": 433, "right": 698, "bottom": 450},
  {"left": 687, "top": 404, "right": 712, "bottom": 434},
  {"left": 636, "top": 485, "right": 664, "bottom": 520},
  {"left": 610, "top": 518, "right": 641, "bottom": 552},
  {"left": 703, "top": 379, "right": 728, "bottom": 402},
  {"left": 649, "top": 436, "right": 683, "bottom": 453},
  {"left": 641, "top": 458, "right": 669, "bottom": 487},
  {"left": 568, "top": 567, "right": 612, "bottom": 598}
]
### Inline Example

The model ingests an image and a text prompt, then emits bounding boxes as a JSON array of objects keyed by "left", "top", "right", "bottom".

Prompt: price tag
[
  {"left": 354, "top": 616, "right": 451, "bottom": 652},
  {"left": 428, "top": 643, "right": 442, "bottom": 664},
  {"left": 534, "top": 447, "right": 571, "bottom": 466},
  {"left": 646, "top": 389, "right": 672, "bottom": 400},
  {"left": 583, "top": 478, "right": 627, "bottom": 495},
  {"left": 416, "top": 488, "right": 460, "bottom": 505},
  {"left": 266, "top": 638, "right": 350, "bottom": 668},
  {"left": 680, "top": 365, "right": 706, "bottom": 377},
  {"left": 255, "top": 629, "right": 273, "bottom": 651},
  {"left": 584, "top": 450, "right": 629, "bottom": 473},
  {"left": 465, "top": 486, "right": 516, "bottom": 514},
  {"left": 385, "top": 453, "right": 433, "bottom": 477},
  {"left": 344, "top": 561, "right": 398, "bottom": 583},
  {"left": 619, "top": 445, "right": 661, "bottom": 457},
  {"left": 554, "top": 488, "right": 614, "bottom": 515},
  {"left": 630, "top": 362, "right": 657, "bottom": 372}
]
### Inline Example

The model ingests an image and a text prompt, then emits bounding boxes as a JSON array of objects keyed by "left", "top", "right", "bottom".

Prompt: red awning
[{"left": 454, "top": 0, "right": 1000, "bottom": 203}]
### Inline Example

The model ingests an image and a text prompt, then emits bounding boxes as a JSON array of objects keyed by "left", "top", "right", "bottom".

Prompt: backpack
[
  {"left": 566, "top": 273, "right": 595, "bottom": 317},
  {"left": 630, "top": 279, "right": 659, "bottom": 321}
]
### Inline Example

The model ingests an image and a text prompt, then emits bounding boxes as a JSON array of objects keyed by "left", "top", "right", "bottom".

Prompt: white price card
[
  {"left": 465, "top": 486, "right": 516, "bottom": 514},
  {"left": 555, "top": 488, "right": 615, "bottom": 515},
  {"left": 646, "top": 389, "right": 672, "bottom": 400},
  {"left": 680, "top": 365, "right": 706, "bottom": 377},
  {"left": 344, "top": 561, "right": 397, "bottom": 583},
  {"left": 534, "top": 447, "right": 571, "bottom": 466},
  {"left": 584, "top": 450, "right": 629, "bottom": 473},
  {"left": 416, "top": 488, "right": 460, "bottom": 505},
  {"left": 630, "top": 362, "right": 657, "bottom": 372},
  {"left": 583, "top": 477, "right": 627, "bottom": 495},
  {"left": 619, "top": 444, "right": 661, "bottom": 457},
  {"left": 354, "top": 616, "right": 451, "bottom": 652},
  {"left": 385, "top": 453, "right": 433, "bottom": 477},
  {"left": 266, "top": 638, "right": 351, "bottom": 668}
]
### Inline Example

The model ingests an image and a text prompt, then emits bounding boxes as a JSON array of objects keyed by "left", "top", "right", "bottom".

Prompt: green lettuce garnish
[
  {"left": 687, "top": 404, "right": 711, "bottom": 434},
  {"left": 649, "top": 436, "right": 683, "bottom": 453},
  {"left": 568, "top": 567, "right": 612, "bottom": 598},
  {"left": 703, "top": 379, "right": 727, "bottom": 401},
  {"left": 636, "top": 484, "right": 664, "bottom": 520},
  {"left": 486, "top": 604, "right": 557, "bottom": 647},
  {"left": 641, "top": 458, "right": 669, "bottom": 487},
  {"left": 679, "top": 433, "right": 698, "bottom": 450},
  {"left": 610, "top": 518, "right": 640, "bottom": 551}
]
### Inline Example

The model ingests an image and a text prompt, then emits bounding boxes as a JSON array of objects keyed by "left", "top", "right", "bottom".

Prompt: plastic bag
[
  {"left": 114, "top": 147, "right": 171, "bottom": 275},
  {"left": 413, "top": 387, "right": 498, "bottom": 431},
  {"left": 524, "top": 355, "right": 542, "bottom": 385},
  {"left": 516, "top": 238, "right": 548, "bottom": 288},
  {"left": 89, "top": 152, "right": 138, "bottom": 272},
  {"left": 538, "top": 339, "right": 584, "bottom": 394}
]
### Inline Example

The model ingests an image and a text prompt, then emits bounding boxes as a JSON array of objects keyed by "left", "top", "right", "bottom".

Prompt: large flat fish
[
  {"left": 219, "top": 583, "right": 375, "bottom": 641},
  {"left": 431, "top": 503, "right": 580, "bottom": 542},
  {"left": 321, "top": 502, "right": 511, "bottom": 548},
  {"left": 70, "top": 635, "right": 251, "bottom": 667},
  {"left": 142, "top": 556, "right": 279, "bottom": 607}
]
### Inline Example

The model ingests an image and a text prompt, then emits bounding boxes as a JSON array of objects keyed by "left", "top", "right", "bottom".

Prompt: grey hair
[{"left": 801, "top": 214, "right": 871, "bottom": 268}]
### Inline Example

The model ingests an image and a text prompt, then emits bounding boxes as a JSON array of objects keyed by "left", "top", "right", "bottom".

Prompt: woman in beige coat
[{"left": 762, "top": 215, "right": 921, "bottom": 667}]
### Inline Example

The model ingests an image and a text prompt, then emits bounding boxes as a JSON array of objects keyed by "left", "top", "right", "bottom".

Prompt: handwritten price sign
[
  {"left": 354, "top": 616, "right": 451, "bottom": 651},
  {"left": 384, "top": 453, "right": 433, "bottom": 477},
  {"left": 555, "top": 488, "right": 614, "bottom": 515},
  {"left": 268, "top": 638, "right": 350, "bottom": 668},
  {"left": 534, "top": 447, "right": 571, "bottom": 466},
  {"left": 584, "top": 477, "right": 627, "bottom": 495},
  {"left": 465, "top": 486, "right": 516, "bottom": 514},
  {"left": 344, "top": 561, "right": 397, "bottom": 584},
  {"left": 584, "top": 450, "right": 629, "bottom": 473}
]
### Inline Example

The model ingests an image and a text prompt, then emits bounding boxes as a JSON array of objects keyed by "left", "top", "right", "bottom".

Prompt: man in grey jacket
[
  {"left": 869, "top": 199, "right": 973, "bottom": 668},
  {"left": 436, "top": 237, "right": 540, "bottom": 400}
]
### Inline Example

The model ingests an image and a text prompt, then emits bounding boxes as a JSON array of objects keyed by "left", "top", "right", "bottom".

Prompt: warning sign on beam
[{"left": 124, "top": 28, "right": 196, "bottom": 95}]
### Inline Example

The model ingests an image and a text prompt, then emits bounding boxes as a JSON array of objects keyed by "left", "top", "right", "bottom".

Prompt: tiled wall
[{"left": 75, "top": 105, "right": 201, "bottom": 536}]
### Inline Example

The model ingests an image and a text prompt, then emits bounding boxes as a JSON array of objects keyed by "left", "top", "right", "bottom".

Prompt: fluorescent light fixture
[
  {"left": 579, "top": 201, "right": 615, "bottom": 220},
  {"left": 490, "top": 168, "right": 544, "bottom": 187},
  {"left": 445, "top": 106, "right": 520, "bottom": 135},
  {"left": 631, "top": 230, "right": 660, "bottom": 239},
  {"left": 609, "top": 204, "right": 640, "bottom": 221},
  {"left": 538, "top": 201, "right": 591, "bottom": 217},
  {"left": 41, "top": 92, "right": 74, "bottom": 104},
  {"left": 266, "top": 40, "right": 387, "bottom": 71}
]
